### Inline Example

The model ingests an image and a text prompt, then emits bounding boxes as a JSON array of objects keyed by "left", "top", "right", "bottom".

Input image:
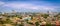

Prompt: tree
[
  {"left": 42, "top": 14, "right": 49, "bottom": 18},
  {"left": 35, "top": 22, "right": 39, "bottom": 26}
]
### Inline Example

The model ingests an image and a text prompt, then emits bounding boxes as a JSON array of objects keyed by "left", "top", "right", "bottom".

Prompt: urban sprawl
[{"left": 0, "top": 10, "right": 60, "bottom": 26}]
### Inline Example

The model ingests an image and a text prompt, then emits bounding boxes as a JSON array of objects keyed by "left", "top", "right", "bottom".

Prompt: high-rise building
[
  {"left": 47, "top": 11, "right": 53, "bottom": 17},
  {"left": 12, "top": 10, "right": 16, "bottom": 14},
  {"left": 0, "top": 12, "right": 2, "bottom": 14}
]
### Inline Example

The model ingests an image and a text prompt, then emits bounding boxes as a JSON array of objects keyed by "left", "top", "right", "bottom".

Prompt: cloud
[
  {"left": 2, "top": 3, "right": 40, "bottom": 9},
  {"left": 0, "top": 1, "right": 5, "bottom": 5},
  {"left": 2, "top": 2, "right": 55, "bottom": 10}
]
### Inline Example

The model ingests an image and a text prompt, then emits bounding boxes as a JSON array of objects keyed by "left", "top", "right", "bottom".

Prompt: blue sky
[{"left": 0, "top": 0, "right": 60, "bottom": 13}]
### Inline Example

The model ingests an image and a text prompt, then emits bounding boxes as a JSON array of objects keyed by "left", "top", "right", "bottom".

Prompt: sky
[{"left": 0, "top": 0, "right": 60, "bottom": 13}]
